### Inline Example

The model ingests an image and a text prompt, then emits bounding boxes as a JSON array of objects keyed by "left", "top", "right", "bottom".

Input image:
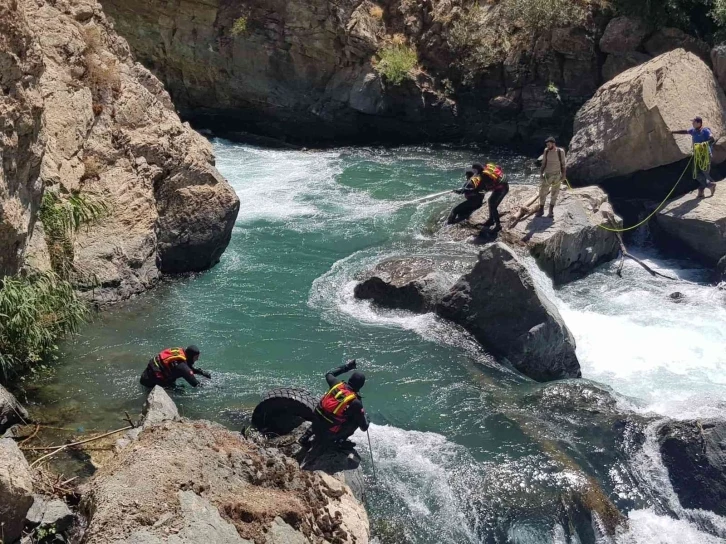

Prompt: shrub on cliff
[
  {"left": 375, "top": 42, "right": 418, "bottom": 85},
  {"left": 0, "top": 272, "right": 88, "bottom": 381}
]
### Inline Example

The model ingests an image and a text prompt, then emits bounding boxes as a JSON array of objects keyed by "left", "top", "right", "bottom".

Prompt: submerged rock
[
  {"left": 656, "top": 189, "right": 726, "bottom": 265},
  {"left": 569, "top": 49, "right": 726, "bottom": 183},
  {"left": 82, "top": 392, "right": 369, "bottom": 544},
  {"left": 0, "top": 438, "right": 34, "bottom": 544},
  {"left": 437, "top": 243, "right": 581, "bottom": 382},
  {"left": 658, "top": 419, "right": 726, "bottom": 516},
  {"left": 353, "top": 257, "right": 458, "bottom": 313},
  {"left": 0, "top": 384, "right": 30, "bottom": 435}
]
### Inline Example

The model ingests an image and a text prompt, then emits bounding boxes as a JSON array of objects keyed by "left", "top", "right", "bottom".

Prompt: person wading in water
[{"left": 140, "top": 345, "right": 211, "bottom": 388}]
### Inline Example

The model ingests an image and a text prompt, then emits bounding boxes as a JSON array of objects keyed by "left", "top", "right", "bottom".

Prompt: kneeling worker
[
  {"left": 140, "top": 345, "right": 211, "bottom": 388},
  {"left": 447, "top": 168, "right": 485, "bottom": 225},
  {"left": 472, "top": 162, "right": 509, "bottom": 233},
  {"left": 299, "top": 359, "right": 369, "bottom": 449}
]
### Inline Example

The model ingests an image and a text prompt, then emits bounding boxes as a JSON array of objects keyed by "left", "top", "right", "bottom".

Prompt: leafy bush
[
  {"left": 0, "top": 272, "right": 88, "bottom": 380},
  {"left": 39, "top": 191, "right": 108, "bottom": 277},
  {"left": 500, "top": 0, "right": 589, "bottom": 35},
  {"left": 231, "top": 17, "right": 248, "bottom": 37},
  {"left": 369, "top": 5, "right": 384, "bottom": 19},
  {"left": 375, "top": 43, "right": 418, "bottom": 85}
]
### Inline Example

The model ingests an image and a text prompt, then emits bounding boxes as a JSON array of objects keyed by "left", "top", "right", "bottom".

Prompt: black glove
[
  {"left": 201, "top": 371, "right": 212, "bottom": 379},
  {"left": 453, "top": 189, "right": 465, "bottom": 195},
  {"left": 345, "top": 359, "right": 357, "bottom": 371}
]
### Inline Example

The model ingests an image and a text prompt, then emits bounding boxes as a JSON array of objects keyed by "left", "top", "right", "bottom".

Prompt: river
[{"left": 38, "top": 141, "right": 726, "bottom": 543}]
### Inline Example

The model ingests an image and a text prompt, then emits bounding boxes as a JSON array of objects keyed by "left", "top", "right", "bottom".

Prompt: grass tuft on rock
[
  {"left": 231, "top": 17, "right": 248, "bottom": 37},
  {"left": 375, "top": 43, "right": 418, "bottom": 85},
  {"left": 0, "top": 271, "right": 89, "bottom": 381}
]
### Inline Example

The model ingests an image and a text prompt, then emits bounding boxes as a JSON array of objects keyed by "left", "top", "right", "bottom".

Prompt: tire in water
[{"left": 251, "top": 387, "right": 317, "bottom": 436}]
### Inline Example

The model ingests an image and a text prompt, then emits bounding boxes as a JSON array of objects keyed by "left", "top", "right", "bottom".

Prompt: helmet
[{"left": 348, "top": 372, "right": 366, "bottom": 392}]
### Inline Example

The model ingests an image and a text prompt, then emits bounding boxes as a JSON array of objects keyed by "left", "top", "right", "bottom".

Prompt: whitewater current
[{"left": 48, "top": 141, "right": 726, "bottom": 543}]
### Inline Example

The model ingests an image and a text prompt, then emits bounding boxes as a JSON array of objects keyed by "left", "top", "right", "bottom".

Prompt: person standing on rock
[
  {"left": 538, "top": 136, "right": 566, "bottom": 219},
  {"left": 671, "top": 116, "right": 717, "bottom": 198},
  {"left": 447, "top": 168, "right": 485, "bottom": 225},
  {"left": 298, "top": 359, "right": 369, "bottom": 450},
  {"left": 140, "top": 345, "right": 211, "bottom": 388},
  {"left": 472, "top": 162, "right": 510, "bottom": 234}
]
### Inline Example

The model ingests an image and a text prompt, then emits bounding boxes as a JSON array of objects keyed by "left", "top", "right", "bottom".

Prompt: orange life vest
[
  {"left": 480, "top": 163, "right": 505, "bottom": 190},
  {"left": 315, "top": 382, "right": 358, "bottom": 433},
  {"left": 152, "top": 348, "right": 187, "bottom": 380}
]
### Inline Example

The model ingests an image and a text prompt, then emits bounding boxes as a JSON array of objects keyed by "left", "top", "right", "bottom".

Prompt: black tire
[{"left": 251, "top": 387, "right": 318, "bottom": 436}]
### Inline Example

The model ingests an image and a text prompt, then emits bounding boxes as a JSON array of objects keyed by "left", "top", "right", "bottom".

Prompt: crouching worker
[
  {"left": 140, "top": 345, "right": 211, "bottom": 388},
  {"left": 447, "top": 168, "right": 485, "bottom": 225},
  {"left": 299, "top": 359, "right": 369, "bottom": 450}
]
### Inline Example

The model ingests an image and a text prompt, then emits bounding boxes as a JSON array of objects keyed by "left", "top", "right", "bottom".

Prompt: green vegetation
[
  {"left": 231, "top": 16, "right": 248, "bottom": 37},
  {"left": 375, "top": 44, "right": 418, "bottom": 85},
  {"left": 500, "top": 0, "right": 589, "bottom": 34},
  {"left": 0, "top": 271, "right": 88, "bottom": 381},
  {"left": 39, "top": 191, "right": 108, "bottom": 277},
  {"left": 612, "top": 0, "right": 726, "bottom": 42}
]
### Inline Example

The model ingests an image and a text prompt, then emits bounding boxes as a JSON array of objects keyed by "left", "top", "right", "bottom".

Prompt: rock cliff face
[
  {"left": 1, "top": 0, "right": 240, "bottom": 304},
  {"left": 98, "top": 0, "right": 606, "bottom": 146}
]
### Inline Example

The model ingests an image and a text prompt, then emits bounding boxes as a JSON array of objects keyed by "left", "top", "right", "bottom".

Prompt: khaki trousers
[{"left": 539, "top": 173, "right": 563, "bottom": 207}]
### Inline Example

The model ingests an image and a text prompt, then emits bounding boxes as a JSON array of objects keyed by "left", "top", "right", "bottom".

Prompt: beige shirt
[{"left": 543, "top": 147, "right": 566, "bottom": 176}]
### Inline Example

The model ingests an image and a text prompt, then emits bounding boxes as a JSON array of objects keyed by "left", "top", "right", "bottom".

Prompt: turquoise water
[{"left": 41, "top": 142, "right": 726, "bottom": 543}]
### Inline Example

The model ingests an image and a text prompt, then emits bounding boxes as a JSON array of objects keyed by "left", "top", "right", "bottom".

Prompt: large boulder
[
  {"left": 658, "top": 419, "right": 726, "bottom": 516},
  {"left": 81, "top": 419, "right": 368, "bottom": 544},
  {"left": 644, "top": 28, "right": 710, "bottom": 62},
  {"left": 464, "top": 186, "right": 621, "bottom": 285},
  {"left": 0, "top": 438, "right": 34, "bottom": 543},
  {"left": 11, "top": 0, "right": 240, "bottom": 304},
  {"left": 712, "top": 43, "right": 726, "bottom": 92},
  {"left": 353, "top": 257, "right": 459, "bottom": 313},
  {"left": 568, "top": 49, "right": 726, "bottom": 183},
  {"left": 0, "top": 384, "right": 30, "bottom": 434},
  {"left": 656, "top": 189, "right": 726, "bottom": 264},
  {"left": 602, "top": 52, "right": 651, "bottom": 82},
  {"left": 141, "top": 386, "right": 179, "bottom": 428},
  {"left": 436, "top": 243, "right": 581, "bottom": 382},
  {"left": 599, "top": 16, "right": 649, "bottom": 54}
]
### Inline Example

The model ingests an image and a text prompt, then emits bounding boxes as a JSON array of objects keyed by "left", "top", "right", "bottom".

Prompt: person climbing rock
[
  {"left": 538, "top": 137, "right": 566, "bottom": 219},
  {"left": 671, "top": 116, "right": 717, "bottom": 198},
  {"left": 472, "top": 162, "right": 509, "bottom": 234},
  {"left": 139, "top": 345, "right": 211, "bottom": 388},
  {"left": 447, "top": 168, "right": 485, "bottom": 225},
  {"left": 299, "top": 359, "right": 369, "bottom": 450}
]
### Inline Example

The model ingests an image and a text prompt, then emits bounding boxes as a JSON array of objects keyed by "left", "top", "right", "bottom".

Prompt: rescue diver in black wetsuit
[
  {"left": 298, "top": 359, "right": 369, "bottom": 449},
  {"left": 139, "top": 345, "right": 211, "bottom": 388},
  {"left": 447, "top": 168, "right": 484, "bottom": 225}
]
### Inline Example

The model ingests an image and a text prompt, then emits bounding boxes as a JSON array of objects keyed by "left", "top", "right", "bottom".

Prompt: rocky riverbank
[
  {"left": 1, "top": 386, "right": 369, "bottom": 544},
  {"left": 0, "top": 0, "right": 240, "bottom": 305}
]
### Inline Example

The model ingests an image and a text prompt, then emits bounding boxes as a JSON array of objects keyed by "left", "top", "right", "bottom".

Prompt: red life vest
[
  {"left": 315, "top": 382, "right": 358, "bottom": 433},
  {"left": 152, "top": 348, "right": 187, "bottom": 380},
  {"left": 481, "top": 163, "right": 505, "bottom": 190}
]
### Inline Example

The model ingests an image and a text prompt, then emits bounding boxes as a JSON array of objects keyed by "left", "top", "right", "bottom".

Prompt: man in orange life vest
[
  {"left": 140, "top": 345, "right": 211, "bottom": 388},
  {"left": 298, "top": 359, "right": 369, "bottom": 449},
  {"left": 447, "top": 163, "right": 509, "bottom": 233}
]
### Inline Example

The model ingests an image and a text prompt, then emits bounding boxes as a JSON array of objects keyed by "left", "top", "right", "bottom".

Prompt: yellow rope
[
  {"left": 693, "top": 142, "right": 711, "bottom": 178},
  {"left": 563, "top": 156, "right": 694, "bottom": 233}
]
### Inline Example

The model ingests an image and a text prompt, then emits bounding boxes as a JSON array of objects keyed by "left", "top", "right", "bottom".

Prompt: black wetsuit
[
  {"left": 447, "top": 176, "right": 485, "bottom": 225},
  {"left": 140, "top": 360, "right": 209, "bottom": 388},
  {"left": 304, "top": 364, "right": 369, "bottom": 447}
]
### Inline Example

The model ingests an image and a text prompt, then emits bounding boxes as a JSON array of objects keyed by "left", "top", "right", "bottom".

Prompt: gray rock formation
[
  {"left": 142, "top": 386, "right": 179, "bottom": 427},
  {"left": 712, "top": 43, "right": 726, "bottom": 91},
  {"left": 602, "top": 52, "right": 651, "bottom": 82},
  {"left": 0, "top": 0, "right": 44, "bottom": 277},
  {"left": 437, "top": 243, "right": 580, "bottom": 382},
  {"left": 25, "top": 494, "right": 75, "bottom": 534},
  {"left": 0, "top": 384, "right": 30, "bottom": 434},
  {"left": 569, "top": 50, "right": 726, "bottom": 183},
  {"left": 658, "top": 419, "right": 726, "bottom": 516},
  {"left": 644, "top": 28, "right": 710, "bottom": 62},
  {"left": 1, "top": 0, "right": 240, "bottom": 304},
  {"left": 657, "top": 189, "right": 726, "bottom": 265},
  {"left": 353, "top": 257, "right": 458, "bottom": 313},
  {"left": 464, "top": 185, "right": 621, "bottom": 285},
  {"left": 599, "top": 16, "right": 649, "bottom": 54},
  {"left": 0, "top": 438, "right": 34, "bottom": 543}
]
